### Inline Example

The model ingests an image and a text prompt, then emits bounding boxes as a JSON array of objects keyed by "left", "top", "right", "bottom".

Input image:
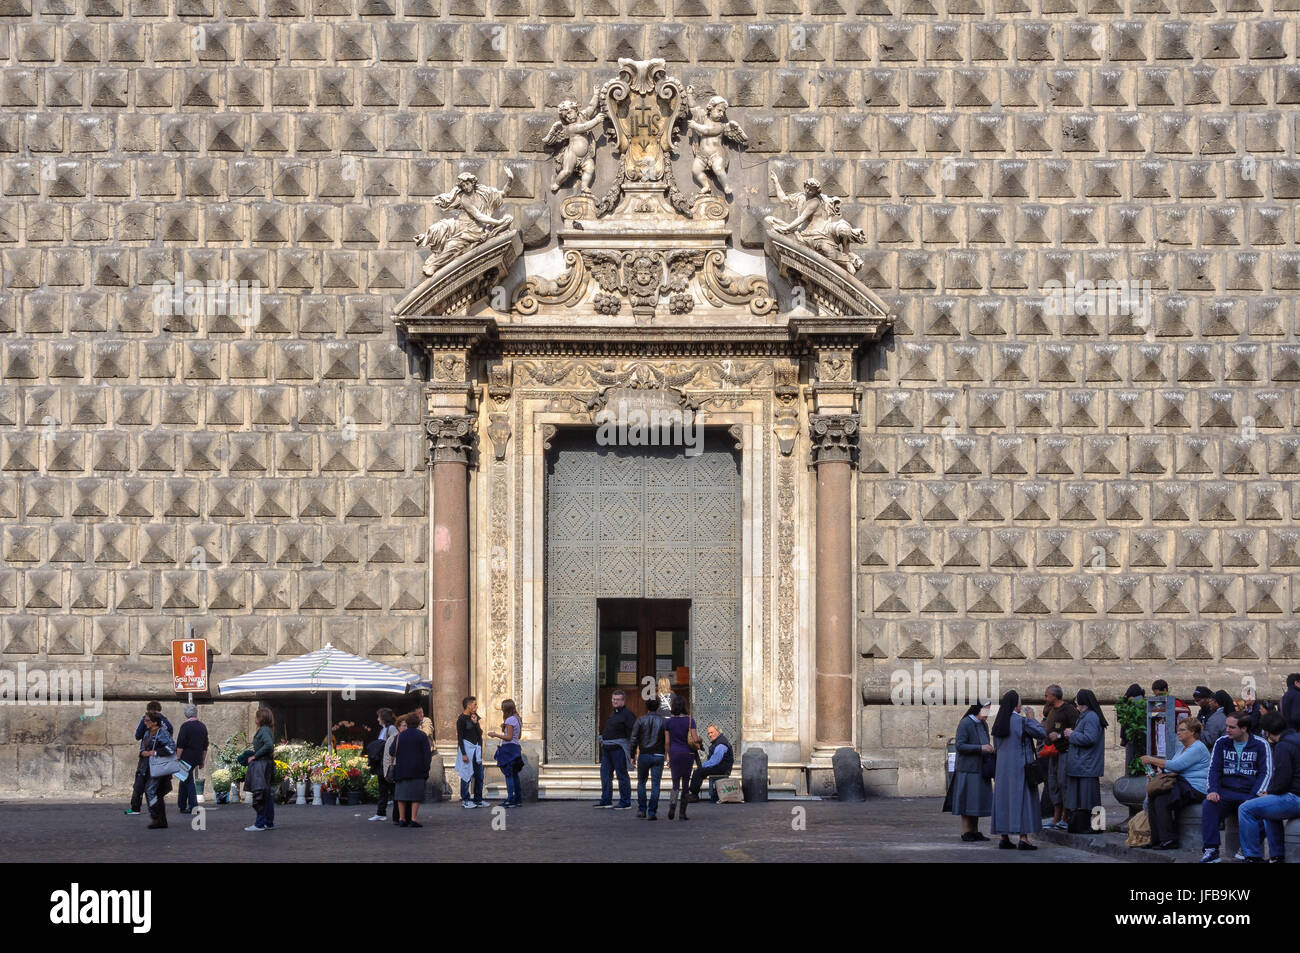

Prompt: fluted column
[
  {"left": 810, "top": 413, "right": 858, "bottom": 749},
  {"left": 426, "top": 413, "right": 475, "bottom": 746}
]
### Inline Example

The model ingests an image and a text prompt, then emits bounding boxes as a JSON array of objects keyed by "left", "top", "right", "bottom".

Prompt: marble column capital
[
  {"left": 425, "top": 413, "right": 477, "bottom": 465},
  {"left": 808, "top": 413, "right": 859, "bottom": 467}
]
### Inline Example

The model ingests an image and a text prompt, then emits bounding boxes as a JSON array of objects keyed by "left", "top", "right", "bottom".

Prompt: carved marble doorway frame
[{"left": 479, "top": 359, "right": 812, "bottom": 769}]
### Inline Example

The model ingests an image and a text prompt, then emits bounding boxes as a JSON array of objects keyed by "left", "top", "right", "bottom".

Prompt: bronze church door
[{"left": 544, "top": 431, "right": 741, "bottom": 765}]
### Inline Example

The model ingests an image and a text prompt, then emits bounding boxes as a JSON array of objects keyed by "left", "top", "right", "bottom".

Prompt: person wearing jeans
[
  {"left": 688, "top": 725, "right": 735, "bottom": 801},
  {"left": 629, "top": 697, "right": 667, "bottom": 819},
  {"left": 1199, "top": 710, "right": 1273, "bottom": 863},
  {"left": 1238, "top": 711, "right": 1300, "bottom": 862},
  {"left": 456, "top": 696, "right": 486, "bottom": 808},
  {"left": 488, "top": 699, "right": 524, "bottom": 808},
  {"left": 174, "top": 705, "right": 207, "bottom": 815},
  {"left": 595, "top": 689, "right": 636, "bottom": 809}
]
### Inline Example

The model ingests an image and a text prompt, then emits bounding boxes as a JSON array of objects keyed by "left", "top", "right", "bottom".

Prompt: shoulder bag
[
  {"left": 1023, "top": 733, "right": 1047, "bottom": 787},
  {"left": 385, "top": 733, "right": 398, "bottom": 783},
  {"left": 687, "top": 719, "right": 701, "bottom": 752}
]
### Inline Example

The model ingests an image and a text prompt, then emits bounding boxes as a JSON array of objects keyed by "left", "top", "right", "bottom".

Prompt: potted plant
[
  {"left": 211, "top": 768, "right": 232, "bottom": 805},
  {"left": 288, "top": 761, "right": 310, "bottom": 804},
  {"left": 319, "top": 753, "right": 344, "bottom": 805},
  {"left": 1113, "top": 695, "right": 1148, "bottom": 813},
  {"left": 364, "top": 773, "right": 380, "bottom": 802},
  {"left": 344, "top": 767, "right": 365, "bottom": 805}
]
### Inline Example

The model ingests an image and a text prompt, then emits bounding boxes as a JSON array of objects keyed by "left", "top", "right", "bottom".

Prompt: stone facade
[{"left": 2, "top": 0, "right": 1299, "bottom": 795}]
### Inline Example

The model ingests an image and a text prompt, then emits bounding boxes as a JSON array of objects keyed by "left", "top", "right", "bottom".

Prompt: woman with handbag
[
  {"left": 950, "top": 702, "right": 993, "bottom": 841},
  {"left": 1063, "top": 688, "right": 1108, "bottom": 832},
  {"left": 245, "top": 707, "right": 276, "bottom": 832},
  {"left": 393, "top": 712, "right": 432, "bottom": 827},
  {"left": 1139, "top": 718, "right": 1209, "bottom": 850},
  {"left": 990, "top": 690, "right": 1047, "bottom": 850},
  {"left": 663, "top": 695, "right": 699, "bottom": 821},
  {"left": 141, "top": 710, "right": 177, "bottom": 830}
]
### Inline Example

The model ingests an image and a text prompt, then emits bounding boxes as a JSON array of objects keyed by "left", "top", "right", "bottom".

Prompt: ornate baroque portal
[{"left": 393, "top": 58, "right": 894, "bottom": 783}]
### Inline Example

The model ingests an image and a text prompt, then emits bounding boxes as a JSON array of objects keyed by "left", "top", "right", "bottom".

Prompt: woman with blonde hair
[
  {"left": 656, "top": 677, "right": 679, "bottom": 721},
  {"left": 488, "top": 699, "right": 524, "bottom": 808}
]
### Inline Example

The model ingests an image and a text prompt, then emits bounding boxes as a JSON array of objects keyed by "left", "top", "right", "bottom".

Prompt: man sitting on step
[{"left": 687, "top": 724, "right": 734, "bottom": 803}]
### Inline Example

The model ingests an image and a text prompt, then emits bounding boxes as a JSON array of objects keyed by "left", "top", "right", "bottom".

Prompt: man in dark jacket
[
  {"left": 1237, "top": 712, "right": 1300, "bottom": 863},
  {"left": 628, "top": 697, "right": 667, "bottom": 819},
  {"left": 1281, "top": 674, "right": 1300, "bottom": 732},
  {"left": 174, "top": 705, "right": 208, "bottom": 814},
  {"left": 688, "top": 724, "right": 735, "bottom": 802},
  {"left": 595, "top": 689, "right": 637, "bottom": 810},
  {"left": 1041, "top": 685, "right": 1077, "bottom": 830},
  {"left": 1200, "top": 711, "right": 1274, "bottom": 863}
]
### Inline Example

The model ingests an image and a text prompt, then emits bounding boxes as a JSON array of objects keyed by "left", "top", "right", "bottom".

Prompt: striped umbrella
[{"left": 217, "top": 644, "right": 431, "bottom": 751}]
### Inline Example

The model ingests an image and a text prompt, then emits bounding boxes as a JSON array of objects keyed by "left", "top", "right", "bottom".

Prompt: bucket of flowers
[
  {"left": 344, "top": 766, "right": 366, "bottom": 805},
  {"left": 287, "top": 761, "right": 312, "bottom": 804},
  {"left": 319, "top": 753, "right": 346, "bottom": 804}
]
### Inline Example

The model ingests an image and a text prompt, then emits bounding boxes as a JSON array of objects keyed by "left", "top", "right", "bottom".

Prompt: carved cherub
[
  {"left": 543, "top": 86, "right": 608, "bottom": 194},
  {"left": 413, "top": 168, "right": 514, "bottom": 276},
  {"left": 685, "top": 86, "right": 748, "bottom": 196}
]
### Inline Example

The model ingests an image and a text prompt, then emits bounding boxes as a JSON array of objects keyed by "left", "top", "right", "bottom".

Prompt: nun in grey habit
[
  {"left": 950, "top": 702, "right": 993, "bottom": 841},
  {"left": 990, "top": 689, "right": 1047, "bottom": 849}
]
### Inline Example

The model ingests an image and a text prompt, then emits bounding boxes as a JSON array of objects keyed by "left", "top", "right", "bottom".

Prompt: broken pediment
[{"left": 394, "top": 57, "right": 892, "bottom": 344}]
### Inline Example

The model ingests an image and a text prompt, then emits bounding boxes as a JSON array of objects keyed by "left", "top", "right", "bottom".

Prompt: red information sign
[{"left": 172, "top": 639, "right": 208, "bottom": 693}]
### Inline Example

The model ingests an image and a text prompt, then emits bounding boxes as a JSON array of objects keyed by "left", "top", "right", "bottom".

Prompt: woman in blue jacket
[
  {"left": 1139, "top": 718, "right": 1209, "bottom": 850},
  {"left": 1064, "top": 688, "right": 1108, "bottom": 829}
]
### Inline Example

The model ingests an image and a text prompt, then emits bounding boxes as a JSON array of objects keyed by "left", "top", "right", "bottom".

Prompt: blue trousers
[
  {"left": 501, "top": 762, "right": 521, "bottom": 805},
  {"left": 1238, "top": 792, "right": 1300, "bottom": 859},
  {"left": 599, "top": 744, "right": 631, "bottom": 807},
  {"left": 637, "top": 753, "right": 665, "bottom": 816},
  {"left": 1202, "top": 790, "right": 1252, "bottom": 848},
  {"left": 177, "top": 766, "right": 198, "bottom": 812},
  {"left": 459, "top": 759, "right": 484, "bottom": 804},
  {"left": 253, "top": 788, "right": 275, "bottom": 829}
]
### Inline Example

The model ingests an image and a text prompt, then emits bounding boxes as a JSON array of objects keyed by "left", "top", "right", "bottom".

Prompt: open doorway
[{"left": 597, "top": 598, "right": 690, "bottom": 744}]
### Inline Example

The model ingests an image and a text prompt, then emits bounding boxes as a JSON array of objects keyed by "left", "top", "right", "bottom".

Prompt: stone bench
[{"left": 1176, "top": 801, "right": 1239, "bottom": 855}]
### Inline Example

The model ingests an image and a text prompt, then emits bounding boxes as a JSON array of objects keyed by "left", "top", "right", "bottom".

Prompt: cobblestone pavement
[{"left": 0, "top": 797, "right": 1119, "bottom": 863}]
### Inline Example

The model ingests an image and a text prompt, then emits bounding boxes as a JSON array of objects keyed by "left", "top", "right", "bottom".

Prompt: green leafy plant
[
  {"left": 1115, "top": 696, "right": 1147, "bottom": 776},
  {"left": 364, "top": 774, "right": 379, "bottom": 800}
]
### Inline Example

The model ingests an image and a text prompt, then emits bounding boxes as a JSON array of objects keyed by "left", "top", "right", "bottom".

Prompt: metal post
[{"left": 327, "top": 693, "right": 333, "bottom": 753}]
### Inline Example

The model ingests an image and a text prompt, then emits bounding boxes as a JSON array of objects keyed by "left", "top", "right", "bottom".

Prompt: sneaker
[
  {"left": 636, "top": 811, "right": 647, "bottom": 818},
  {"left": 613, "top": 804, "right": 633, "bottom": 811},
  {"left": 462, "top": 802, "right": 477, "bottom": 810},
  {"left": 1198, "top": 848, "right": 1221, "bottom": 864},
  {"left": 244, "top": 825, "right": 266, "bottom": 832},
  {"left": 504, "top": 802, "right": 520, "bottom": 809},
  {"left": 1234, "top": 850, "right": 1245, "bottom": 861},
  {"left": 473, "top": 800, "right": 486, "bottom": 807},
  {"left": 1268, "top": 856, "right": 1285, "bottom": 864},
  {"left": 1053, "top": 820, "right": 1069, "bottom": 831},
  {"left": 1242, "top": 856, "right": 1266, "bottom": 864},
  {"left": 367, "top": 814, "right": 385, "bottom": 821},
  {"left": 124, "top": 809, "right": 141, "bottom": 816},
  {"left": 593, "top": 802, "right": 614, "bottom": 809}
]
